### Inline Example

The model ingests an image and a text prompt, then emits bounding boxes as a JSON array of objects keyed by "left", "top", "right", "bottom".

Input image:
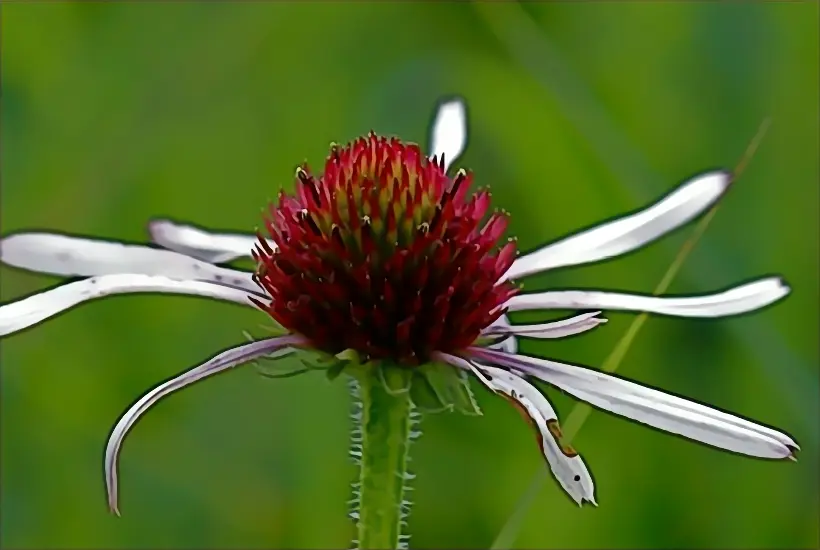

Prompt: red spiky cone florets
[{"left": 252, "top": 133, "right": 518, "bottom": 365}]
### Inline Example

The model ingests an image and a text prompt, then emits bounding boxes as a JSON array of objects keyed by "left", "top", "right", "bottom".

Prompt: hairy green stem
[{"left": 350, "top": 367, "right": 413, "bottom": 550}]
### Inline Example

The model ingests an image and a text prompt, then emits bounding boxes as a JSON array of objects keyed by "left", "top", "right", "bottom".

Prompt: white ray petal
[
  {"left": 503, "top": 171, "right": 731, "bottom": 281},
  {"left": 485, "top": 311, "right": 607, "bottom": 339},
  {"left": 485, "top": 313, "right": 518, "bottom": 353},
  {"left": 429, "top": 98, "right": 467, "bottom": 173},
  {"left": 148, "top": 220, "right": 269, "bottom": 263},
  {"left": 434, "top": 352, "right": 499, "bottom": 394},
  {"left": 470, "top": 347, "right": 798, "bottom": 459},
  {"left": 0, "top": 274, "right": 257, "bottom": 337},
  {"left": 505, "top": 277, "right": 790, "bottom": 318},
  {"left": 481, "top": 365, "right": 596, "bottom": 506},
  {"left": 104, "top": 335, "right": 304, "bottom": 515},
  {"left": 1, "top": 232, "right": 259, "bottom": 294}
]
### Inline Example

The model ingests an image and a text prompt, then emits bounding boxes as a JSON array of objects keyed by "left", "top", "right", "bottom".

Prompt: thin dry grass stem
[{"left": 489, "top": 118, "right": 772, "bottom": 550}]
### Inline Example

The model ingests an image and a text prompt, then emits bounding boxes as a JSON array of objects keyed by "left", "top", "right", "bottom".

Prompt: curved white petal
[
  {"left": 104, "top": 335, "right": 304, "bottom": 515},
  {"left": 503, "top": 171, "right": 731, "bottom": 281},
  {"left": 0, "top": 274, "right": 257, "bottom": 337},
  {"left": 484, "top": 311, "right": 607, "bottom": 339},
  {"left": 429, "top": 98, "right": 467, "bottom": 173},
  {"left": 481, "top": 365, "right": 596, "bottom": 506},
  {"left": 505, "top": 277, "right": 790, "bottom": 318},
  {"left": 149, "top": 220, "right": 268, "bottom": 263},
  {"left": 1, "top": 232, "right": 259, "bottom": 294},
  {"left": 470, "top": 347, "right": 798, "bottom": 460}
]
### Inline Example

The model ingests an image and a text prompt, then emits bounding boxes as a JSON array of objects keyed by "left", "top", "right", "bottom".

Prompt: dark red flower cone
[{"left": 252, "top": 132, "right": 518, "bottom": 365}]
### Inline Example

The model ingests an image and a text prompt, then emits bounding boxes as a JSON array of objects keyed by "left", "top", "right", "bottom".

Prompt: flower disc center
[{"left": 252, "top": 133, "right": 517, "bottom": 364}]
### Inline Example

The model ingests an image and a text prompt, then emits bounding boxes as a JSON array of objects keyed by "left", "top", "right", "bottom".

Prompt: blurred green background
[{"left": 1, "top": 2, "right": 818, "bottom": 548}]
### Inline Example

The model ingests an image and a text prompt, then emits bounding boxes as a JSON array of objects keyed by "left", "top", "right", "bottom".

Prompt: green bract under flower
[{"left": 251, "top": 133, "right": 518, "bottom": 365}]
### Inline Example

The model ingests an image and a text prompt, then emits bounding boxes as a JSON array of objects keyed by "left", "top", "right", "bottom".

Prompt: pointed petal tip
[
  {"left": 679, "top": 170, "right": 732, "bottom": 208},
  {"left": 434, "top": 98, "right": 466, "bottom": 129},
  {"left": 767, "top": 275, "right": 789, "bottom": 288},
  {"left": 720, "top": 168, "right": 737, "bottom": 186},
  {"left": 700, "top": 169, "right": 732, "bottom": 192},
  {"left": 440, "top": 96, "right": 465, "bottom": 112},
  {"left": 763, "top": 276, "right": 791, "bottom": 303}
]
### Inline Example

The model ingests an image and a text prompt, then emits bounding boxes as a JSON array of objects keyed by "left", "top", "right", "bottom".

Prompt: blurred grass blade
[
  {"left": 470, "top": 0, "right": 816, "bottom": 435},
  {"left": 489, "top": 119, "right": 771, "bottom": 550}
]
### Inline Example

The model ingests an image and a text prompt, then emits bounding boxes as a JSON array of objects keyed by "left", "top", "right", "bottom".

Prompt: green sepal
[
  {"left": 409, "top": 362, "right": 483, "bottom": 415},
  {"left": 378, "top": 363, "right": 413, "bottom": 396},
  {"left": 408, "top": 369, "right": 452, "bottom": 413},
  {"left": 335, "top": 348, "right": 361, "bottom": 362},
  {"left": 254, "top": 347, "right": 338, "bottom": 379},
  {"left": 325, "top": 359, "right": 349, "bottom": 381},
  {"left": 455, "top": 367, "right": 483, "bottom": 416},
  {"left": 325, "top": 348, "right": 362, "bottom": 381}
]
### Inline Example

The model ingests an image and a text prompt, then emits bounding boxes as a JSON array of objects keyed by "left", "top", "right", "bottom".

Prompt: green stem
[{"left": 351, "top": 366, "right": 413, "bottom": 550}]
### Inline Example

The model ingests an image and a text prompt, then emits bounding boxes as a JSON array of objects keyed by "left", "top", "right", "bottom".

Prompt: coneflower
[{"left": 0, "top": 98, "right": 796, "bottom": 550}]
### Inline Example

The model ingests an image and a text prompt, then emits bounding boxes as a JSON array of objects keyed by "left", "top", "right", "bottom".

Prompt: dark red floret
[{"left": 252, "top": 133, "right": 518, "bottom": 365}]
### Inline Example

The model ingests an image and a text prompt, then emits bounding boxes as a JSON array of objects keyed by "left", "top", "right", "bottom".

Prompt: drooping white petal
[
  {"left": 479, "top": 363, "right": 596, "bottom": 505},
  {"left": 1, "top": 232, "right": 259, "bottom": 294},
  {"left": 149, "top": 220, "right": 268, "bottom": 263},
  {"left": 437, "top": 354, "right": 595, "bottom": 504},
  {"left": 505, "top": 277, "right": 790, "bottom": 318},
  {"left": 0, "top": 274, "right": 258, "bottom": 337},
  {"left": 470, "top": 347, "right": 798, "bottom": 460},
  {"left": 484, "top": 311, "right": 607, "bottom": 339},
  {"left": 429, "top": 98, "right": 467, "bottom": 173},
  {"left": 104, "top": 334, "right": 305, "bottom": 515},
  {"left": 502, "top": 171, "right": 731, "bottom": 281}
]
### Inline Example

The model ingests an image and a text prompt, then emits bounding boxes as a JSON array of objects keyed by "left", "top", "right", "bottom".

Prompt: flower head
[
  {"left": 252, "top": 133, "right": 516, "bottom": 364},
  {"left": 0, "top": 98, "right": 797, "bottom": 515}
]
